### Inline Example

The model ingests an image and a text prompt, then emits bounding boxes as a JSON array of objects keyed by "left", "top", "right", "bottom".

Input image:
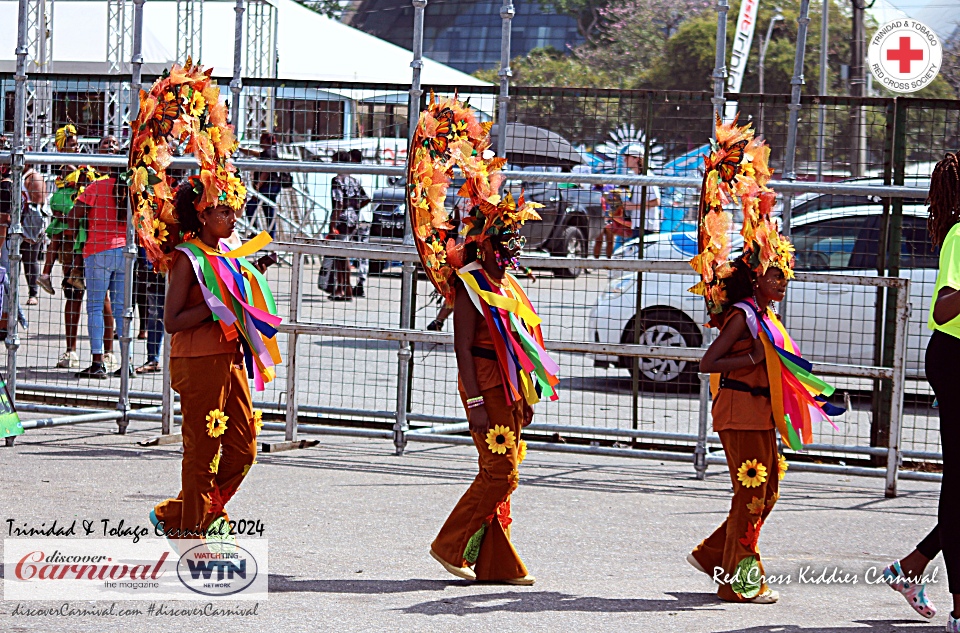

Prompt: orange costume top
[{"left": 711, "top": 307, "right": 774, "bottom": 432}]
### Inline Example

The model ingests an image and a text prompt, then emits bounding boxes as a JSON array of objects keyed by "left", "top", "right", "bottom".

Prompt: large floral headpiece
[
  {"left": 55, "top": 124, "right": 77, "bottom": 152},
  {"left": 407, "top": 92, "right": 542, "bottom": 301},
  {"left": 125, "top": 59, "right": 245, "bottom": 271},
  {"left": 689, "top": 113, "right": 795, "bottom": 315}
]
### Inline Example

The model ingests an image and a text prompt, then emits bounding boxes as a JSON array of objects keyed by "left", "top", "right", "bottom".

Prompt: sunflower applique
[
  {"left": 517, "top": 439, "right": 527, "bottom": 464},
  {"left": 206, "top": 409, "right": 229, "bottom": 438},
  {"left": 737, "top": 459, "right": 768, "bottom": 488},
  {"left": 778, "top": 453, "right": 788, "bottom": 480},
  {"left": 252, "top": 409, "right": 263, "bottom": 436},
  {"left": 485, "top": 425, "right": 516, "bottom": 455},
  {"left": 242, "top": 460, "right": 257, "bottom": 478}
]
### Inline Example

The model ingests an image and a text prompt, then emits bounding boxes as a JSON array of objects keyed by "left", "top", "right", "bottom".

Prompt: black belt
[
  {"left": 471, "top": 346, "right": 498, "bottom": 361},
  {"left": 719, "top": 377, "right": 770, "bottom": 398}
]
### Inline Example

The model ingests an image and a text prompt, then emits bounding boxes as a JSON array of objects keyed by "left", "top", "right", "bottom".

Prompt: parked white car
[{"left": 589, "top": 204, "right": 936, "bottom": 388}]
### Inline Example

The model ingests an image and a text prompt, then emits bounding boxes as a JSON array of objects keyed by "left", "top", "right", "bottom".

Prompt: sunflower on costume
[
  {"left": 485, "top": 425, "right": 516, "bottom": 455},
  {"left": 737, "top": 459, "right": 768, "bottom": 488},
  {"left": 746, "top": 496, "right": 765, "bottom": 516},
  {"left": 205, "top": 409, "right": 229, "bottom": 438},
  {"left": 252, "top": 409, "right": 264, "bottom": 435},
  {"left": 517, "top": 439, "right": 527, "bottom": 464},
  {"left": 778, "top": 454, "right": 788, "bottom": 480}
]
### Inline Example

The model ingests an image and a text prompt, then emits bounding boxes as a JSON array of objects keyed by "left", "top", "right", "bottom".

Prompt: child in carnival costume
[
  {"left": 408, "top": 94, "right": 559, "bottom": 585},
  {"left": 127, "top": 60, "right": 282, "bottom": 547},
  {"left": 687, "top": 114, "right": 844, "bottom": 603}
]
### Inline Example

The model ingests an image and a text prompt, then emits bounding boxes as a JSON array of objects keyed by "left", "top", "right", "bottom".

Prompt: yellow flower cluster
[
  {"left": 689, "top": 113, "right": 795, "bottom": 314},
  {"left": 127, "top": 58, "right": 243, "bottom": 272},
  {"left": 407, "top": 93, "right": 542, "bottom": 302}
]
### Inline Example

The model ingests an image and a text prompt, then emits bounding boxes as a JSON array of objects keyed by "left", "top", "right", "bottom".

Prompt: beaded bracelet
[{"left": 466, "top": 396, "right": 485, "bottom": 409}]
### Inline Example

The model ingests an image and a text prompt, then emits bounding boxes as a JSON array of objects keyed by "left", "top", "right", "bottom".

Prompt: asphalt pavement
[{"left": 0, "top": 418, "right": 949, "bottom": 633}]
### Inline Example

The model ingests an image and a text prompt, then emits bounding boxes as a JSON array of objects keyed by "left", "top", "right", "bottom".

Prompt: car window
[
  {"left": 900, "top": 216, "right": 939, "bottom": 269},
  {"left": 792, "top": 216, "right": 872, "bottom": 271}
]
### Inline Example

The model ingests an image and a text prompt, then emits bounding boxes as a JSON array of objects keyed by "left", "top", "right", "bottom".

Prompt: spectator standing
[
  {"left": 349, "top": 149, "right": 371, "bottom": 297},
  {"left": 71, "top": 168, "right": 128, "bottom": 379},
  {"left": 623, "top": 144, "right": 661, "bottom": 243},
  {"left": 244, "top": 132, "right": 282, "bottom": 237},
  {"left": 19, "top": 161, "right": 47, "bottom": 305},
  {"left": 328, "top": 150, "right": 370, "bottom": 301}
]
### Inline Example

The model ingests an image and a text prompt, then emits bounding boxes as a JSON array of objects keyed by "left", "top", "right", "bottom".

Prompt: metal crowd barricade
[{"left": 0, "top": 151, "right": 933, "bottom": 498}]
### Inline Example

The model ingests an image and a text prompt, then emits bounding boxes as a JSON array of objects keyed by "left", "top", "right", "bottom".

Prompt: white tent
[{"left": 0, "top": 0, "right": 491, "bottom": 86}]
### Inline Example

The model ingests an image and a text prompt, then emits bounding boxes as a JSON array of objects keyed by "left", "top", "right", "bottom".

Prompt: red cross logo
[{"left": 886, "top": 36, "right": 924, "bottom": 73}]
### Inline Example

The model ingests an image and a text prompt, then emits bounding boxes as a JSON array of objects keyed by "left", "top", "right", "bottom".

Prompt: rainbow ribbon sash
[
  {"left": 177, "top": 232, "right": 282, "bottom": 391},
  {"left": 733, "top": 298, "right": 844, "bottom": 450},
  {"left": 458, "top": 262, "right": 560, "bottom": 405}
]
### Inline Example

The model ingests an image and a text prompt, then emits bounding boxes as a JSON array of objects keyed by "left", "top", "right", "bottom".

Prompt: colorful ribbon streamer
[
  {"left": 177, "top": 232, "right": 282, "bottom": 391},
  {"left": 734, "top": 299, "right": 844, "bottom": 450},
  {"left": 458, "top": 262, "right": 560, "bottom": 405}
]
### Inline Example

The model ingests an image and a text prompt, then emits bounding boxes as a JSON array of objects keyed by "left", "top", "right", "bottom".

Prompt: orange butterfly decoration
[
  {"left": 428, "top": 109, "right": 454, "bottom": 155},
  {"left": 150, "top": 96, "right": 180, "bottom": 136},
  {"left": 716, "top": 139, "right": 748, "bottom": 184}
]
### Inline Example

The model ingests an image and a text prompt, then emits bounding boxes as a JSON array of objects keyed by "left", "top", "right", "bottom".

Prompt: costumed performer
[
  {"left": 128, "top": 61, "right": 282, "bottom": 544},
  {"left": 882, "top": 151, "right": 960, "bottom": 632},
  {"left": 41, "top": 125, "right": 110, "bottom": 370},
  {"left": 404, "top": 94, "right": 560, "bottom": 585},
  {"left": 687, "top": 114, "right": 845, "bottom": 604}
]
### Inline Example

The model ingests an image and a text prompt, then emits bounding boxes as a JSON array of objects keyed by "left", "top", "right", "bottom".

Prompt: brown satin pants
[
  {"left": 431, "top": 384, "right": 529, "bottom": 581},
  {"left": 691, "top": 428, "right": 780, "bottom": 602},
  {"left": 154, "top": 353, "right": 257, "bottom": 538}
]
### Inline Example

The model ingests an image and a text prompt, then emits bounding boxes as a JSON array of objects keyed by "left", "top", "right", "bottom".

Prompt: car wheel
[
  {"left": 619, "top": 309, "right": 702, "bottom": 391},
  {"left": 553, "top": 225, "right": 586, "bottom": 278}
]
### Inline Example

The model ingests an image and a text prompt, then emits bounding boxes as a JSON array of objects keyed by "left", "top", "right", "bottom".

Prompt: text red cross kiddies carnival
[{"left": 887, "top": 36, "right": 924, "bottom": 73}]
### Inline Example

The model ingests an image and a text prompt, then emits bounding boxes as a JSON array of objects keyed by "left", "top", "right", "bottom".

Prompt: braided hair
[{"left": 928, "top": 151, "right": 960, "bottom": 247}]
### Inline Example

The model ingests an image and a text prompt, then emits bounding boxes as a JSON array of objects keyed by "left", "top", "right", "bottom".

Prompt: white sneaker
[
  {"left": 102, "top": 352, "right": 119, "bottom": 373},
  {"left": 56, "top": 350, "right": 80, "bottom": 369}
]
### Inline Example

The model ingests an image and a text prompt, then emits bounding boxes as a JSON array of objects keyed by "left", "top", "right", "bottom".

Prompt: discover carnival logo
[
  {"left": 868, "top": 19, "right": 942, "bottom": 93},
  {"left": 3, "top": 539, "right": 268, "bottom": 600}
]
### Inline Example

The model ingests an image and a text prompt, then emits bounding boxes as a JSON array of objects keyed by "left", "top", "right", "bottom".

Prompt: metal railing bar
[{"left": 0, "top": 153, "right": 931, "bottom": 198}]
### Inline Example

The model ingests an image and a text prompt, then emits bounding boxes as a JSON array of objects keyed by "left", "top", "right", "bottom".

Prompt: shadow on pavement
[
  {"left": 710, "top": 621, "right": 940, "bottom": 633},
  {"left": 398, "top": 590, "right": 721, "bottom": 615},
  {"left": 269, "top": 575, "right": 467, "bottom": 593}
]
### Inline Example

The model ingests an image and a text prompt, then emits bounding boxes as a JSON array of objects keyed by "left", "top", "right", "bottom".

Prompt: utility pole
[{"left": 850, "top": 0, "right": 867, "bottom": 176}]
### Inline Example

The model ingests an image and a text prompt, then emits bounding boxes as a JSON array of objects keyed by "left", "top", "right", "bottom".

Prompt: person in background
[
  {"left": 70, "top": 161, "right": 128, "bottom": 379},
  {"left": 0, "top": 136, "right": 29, "bottom": 337},
  {"left": 244, "top": 132, "right": 282, "bottom": 238},
  {"left": 19, "top": 160, "right": 47, "bottom": 306},
  {"left": 883, "top": 151, "right": 960, "bottom": 632},
  {"left": 622, "top": 144, "right": 661, "bottom": 245},
  {"left": 328, "top": 150, "right": 370, "bottom": 301},
  {"left": 134, "top": 245, "right": 164, "bottom": 375},
  {"left": 38, "top": 127, "right": 113, "bottom": 370},
  {"left": 349, "top": 149, "right": 371, "bottom": 298}
]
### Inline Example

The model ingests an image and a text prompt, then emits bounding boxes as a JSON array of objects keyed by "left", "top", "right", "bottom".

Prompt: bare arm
[
  {"left": 699, "top": 310, "right": 765, "bottom": 374},
  {"left": 933, "top": 286, "right": 960, "bottom": 326},
  {"left": 163, "top": 253, "right": 212, "bottom": 334},
  {"left": 24, "top": 171, "right": 45, "bottom": 203},
  {"left": 453, "top": 281, "right": 491, "bottom": 434}
]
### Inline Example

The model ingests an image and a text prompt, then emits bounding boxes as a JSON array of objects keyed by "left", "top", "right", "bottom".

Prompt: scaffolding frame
[
  {"left": 176, "top": 0, "right": 204, "bottom": 63},
  {"left": 105, "top": 0, "right": 133, "bottom": 136},
  {"left": 24, "top": 0, "right": 53, "bottom": 143},
  {"left": 242, "top": 0, "right": 278, "bottom": 139}
]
